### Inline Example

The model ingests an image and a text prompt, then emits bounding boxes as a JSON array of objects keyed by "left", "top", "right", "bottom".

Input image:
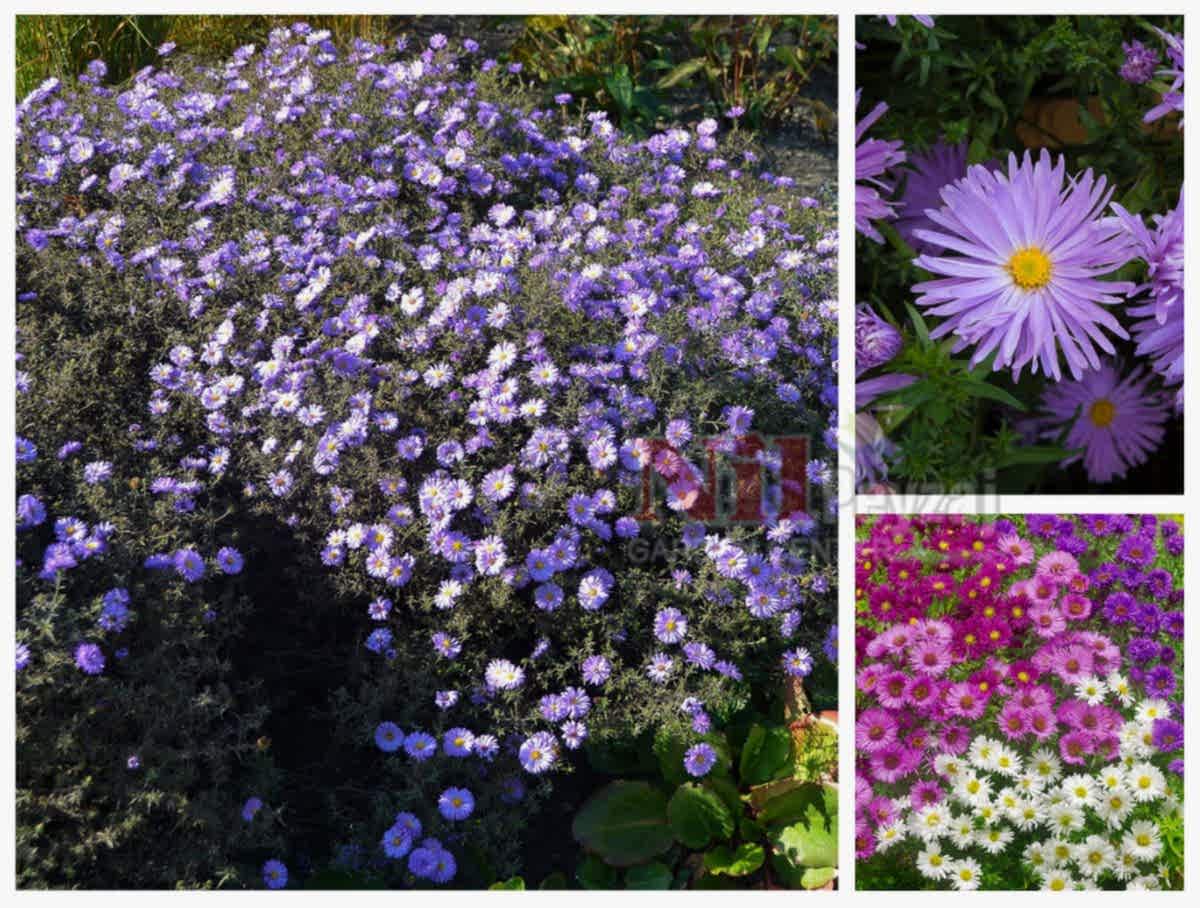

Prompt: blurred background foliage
[{"left": 16, "top": 14, "right": 836, "bottom": 137}]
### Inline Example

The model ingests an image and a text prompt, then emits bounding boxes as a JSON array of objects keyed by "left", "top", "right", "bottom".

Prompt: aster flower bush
[
  {"left": 15, "top": 24, "right": 836, "bottom": 889},
  {"left": 855, "top": 16, "right": 1183, "bottom": 493},
  {"left": 855, "top": 514, "right": 1184, "bottom": 891}
]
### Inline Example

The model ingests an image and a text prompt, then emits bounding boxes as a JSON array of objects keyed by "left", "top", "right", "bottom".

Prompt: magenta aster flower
[
  {"left": 856, "top": 91, "right": 905, "bottom": 243},
  {"left": 912, "top": 150, "right": 1135, "bottom": 380},
  {"left": 1035, "top": 362, "right": 1171, "bottom": 483}
]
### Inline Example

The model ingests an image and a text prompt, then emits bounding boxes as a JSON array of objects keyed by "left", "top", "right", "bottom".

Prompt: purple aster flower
[
  {"left": 912, "top": 150, "right": 1135, "bottom": 380},
  {"left": 855, "top": 304, "right": 903, "bottom": 373},
  {"left": 893, "top": 140, "right": 977, "bottom": 254},
  {"left": 782, "top": 647, "right": 814, "bottom": 677},
  {"left": 262, "top": 859, "right": 288, "bottom": 889},
  {"left": 242, "top": 797, "right": 263, "bottom": 821},
  {"left": 437, "top": 787, "right": 474, "bottom": 821},
  {"left": 404, "top": 731, "right": 436, "bottom": 761},
  {"left": 1120, "top": 38, "right": 1160, "bottom": 84},
  {"left": 82, "top": 460, "right": 112, "bottom": 484},
  {"left": 215, "top": 546, "right": 244, "bottom": 574},
  {"left": 581, "top": 655, "right": 611, "bottom": 685},
  {"left": 683, "top": 742, "right": 718, "bottom": 778},
  {"left": 1145, "top": 664, "right": 1177, "bottom": 698},
  {"left": 382, "top": 822, "right": 413, "bottom": 859},
  {"left": 375, "top": 721, "right": 404, "bottom": 753},
  {"left": 856, "top": 91, "right": 905, "bottom": 242},
  {"left": 74, "top": 641, "right": 105, "bottom": 675},
  {"left": 653, "top": 607, "right": 688, "bottom": 644},
  {"left": 518, "top": 731, "right": 559, "bottom": 774},
  {"left": 173, "top": 548, "right": 205, "bottom": 582},
  {"left": 1035, "top": 362, "right": 1170, "bottom": 483},
  {"left": 1144, "top": 28, "right": 1184, "bottom": 127},
  {"left": 1113, "top": 189, "right": 1184, "bottom": 409},
  {"left": 16, "top": 642, "right": 31, "bottom": 671}
]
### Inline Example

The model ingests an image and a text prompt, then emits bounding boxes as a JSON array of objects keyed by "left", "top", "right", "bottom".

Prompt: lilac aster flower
[
  {"left": 173, "top": 548, "right": 205, "bottom": 582},
  {"left": 1113, "top": 189, "right": 1184, "bottom": 409},
  {"left": 374, "top": 721, "right": 404, "bottom": 752},
  {"left": 382, "top": 823, "right": 413, "bottom": 859},
  {"left": 82, "top": 460, "right": 112, "bottom": 484},
  {"left": 1120, "top": 38, "right": 1160, "bottom": 84},
  {"left": 1035, "top": 362, "right": 1170, "bottom": 483},
  {"left": 242, "top": 797, "right": 263, "bottom": 821},
  {"left": 581, "top": 655, "right": 611, "bottom": 685},
  {"left": 74, "top": 641, "right": 105, "bottom": 675},
  {"left": 1144, "top": 28, "right": 1184, "bottom": 127},
  {"left": 855, "top": 304, "right": 903, "bottom": 373},
  {"left": 912, "top": 150, "right": 1135, "bottom": 380},
  {"left": 518, "top": 731, "right": 559, "bottom": 774},
  {"left": 653, "top": 607, "right": 688, "bottom": 644},
  {"left": 856, "top": 91, "right": 905, "bottom": 243},
  {"left": 782, "top": 647, "right": 814, "bottom": 677},
  {"left": 684, "top": 742, "right": 718, "bottom": 778},
  {"left": 215, "top": 546, "right": 244, "bottom": 574},
  {"left": 893, "top": 140, "right": 976, "bottom": 254},
  {"left": 16, "top": 642, "right": 31, "bottom": 671},
  {"left": 404, "top": 731, "right": 437, "bottom": 761}
]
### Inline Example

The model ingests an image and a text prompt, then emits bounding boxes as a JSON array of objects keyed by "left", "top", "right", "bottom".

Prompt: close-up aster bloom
[{"left": 912, "top": 150, "right": 1135, "bottom": 381}]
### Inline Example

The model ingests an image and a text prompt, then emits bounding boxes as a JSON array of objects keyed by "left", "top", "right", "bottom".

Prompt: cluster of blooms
[
  {"left": 855, "top": 515, "right": 1184, "bottom": 891},
  {"left": 16, "top": 25, "right": 836, "bottom": 886},
  {"left": 854, "top": 25, "right": 1183, "bottom": 489}
]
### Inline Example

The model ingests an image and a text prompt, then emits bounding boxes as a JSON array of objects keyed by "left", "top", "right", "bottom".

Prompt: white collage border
[{"left": 1, "top": 1, "right": 1195, "bottom": 902}]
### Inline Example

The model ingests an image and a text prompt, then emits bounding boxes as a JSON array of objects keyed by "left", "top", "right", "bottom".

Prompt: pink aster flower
[
  {"left": 1027, "top": 602, "right": 1066, "bottom": 638},
  {"left": 912, "top": 150, "right": 1135, "bottom": 380},
  {"left": 1035, "top": 362, "right": 1171, "bottom": 483},
  {"left": 995, "top": 532, "right": 1034, "bottom": 565},
  {"left": 856, "top": 707, "right": 900, "bottom": 753},
  {"left": 1035, "top": 550, "right": 1079, "bottom": 583},
  {"left": 856, "top": 91, "right": 906, "bottom": 243}
]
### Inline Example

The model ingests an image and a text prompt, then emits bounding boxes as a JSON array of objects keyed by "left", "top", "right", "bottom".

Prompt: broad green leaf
[
  {"left": 801, "top": 866, "right": 837, "bottom": 889},
  {"left": 577, "top": 855, "right": 619, "bottom": 890},
  {"left": 624, "top": 861, "right": 673, "bottom": 890},
  {"left": 738, "top": 723, "right": 793, "bottom": 786},
  {"left": 489, "top": 877, "right": 525, "bottom": 891},
  {"left": 768, "top": 783, "right": 837, "bottom": 869},
  {"left": 668, "top": 783, "right": 735, "bottom": 850},
  {"left": 573, "top": 781, "right": 675, "bottom": 867},
  {"left": 539, "top": 872, "right": 568, "bottom": 890},
  {"left": 703, "top": 842, "right": 765, "bottom": 877}
]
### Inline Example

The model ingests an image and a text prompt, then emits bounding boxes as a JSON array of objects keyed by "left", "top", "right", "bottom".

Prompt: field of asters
[
  {"left": 855, "top": 16, "right": 1183, "bottom": 493},
  {"left": 854, "top": 514, "right": 1184, "bottom": 891},
  {"left": 14, "top": 23, "right": 837, "bottom": 890}
]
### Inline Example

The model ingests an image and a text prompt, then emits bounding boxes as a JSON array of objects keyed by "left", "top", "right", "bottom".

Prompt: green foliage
[
  {"left": 568, "top": 708, "right": 837, "bottom": 889},
  {"left": 511, "top": 15, "right": 835, "bottom": 133}
]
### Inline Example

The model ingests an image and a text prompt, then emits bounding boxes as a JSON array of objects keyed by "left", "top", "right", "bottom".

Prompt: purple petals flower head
[
  {"left": 242, "top": 797, "right": 263, "bottom": 821},
  {"left": 912, "top": 150, "right": 1135, "bottom": 381},
  {"left": 74, "top": 642, "right": 105, "bottom": 675},
  {"left": 856, "top": 91, "right": 906, "bottom": 242},
  {"left": 684, "top": 742, "right": 719, "bottom": 778},
  {"left": 782, "top": 646, "right": 814, "bottom": 677},
  {"left": 262, "top": 859, "right": 288, "bottom": 889},
  {"left": 374, "top": 721, "right": 404, "bottom": 753},
  {"left": 519, "top": 731, "right": 559, "bottom": 774},
  {"left": 437, "top": 787, "right": 475, "bottom": 821},
  {"left": 653, "top": 607, "right": 688, "bottom": 644},
  {"left": 855, "top": 304, "right": 903, "bottom": 373},
  {"left": 1144, "top": 28, "right": 1184, "bottom": 127},
  {"left": 215, "top": 546, "right": 244, "bottom": 575},
  {"left": 173, "top": 548, "right": 205, "bottom": 582},
  {"left": 581, "top": 655, "right": 612, "bottom": 685},
  {"left": 1120, "top": 38, "right": 1160, "bottom": 84},
  {"left": 1036, "top": 362, "right": 1170, "bottom": 483}
]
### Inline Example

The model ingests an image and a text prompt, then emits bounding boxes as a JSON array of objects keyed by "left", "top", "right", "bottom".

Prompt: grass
[{"left": 16, "top": 15, "right": 392, "bottom": 98}]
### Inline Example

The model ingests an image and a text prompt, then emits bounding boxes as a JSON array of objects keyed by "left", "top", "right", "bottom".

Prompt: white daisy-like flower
[
  {"left": 916, "top": 846, "right": 950, "bottom": 880},
  {"left": 948, "top": 858, "right": 982, "bottom": 891},
  {"left": 1048, "top": 801, "right": 1083, "bottom": 836},
  {"left": 1060, "top": 774, "right": 1098, "bottom": 809},
  {"left": 1074, "top": 675, "right": 1108, "bottom": 705},
  {"left": 1127, "top": 763, "right": 1167, "bottom": 802},
  {"left": 1135, "top": 699, "right": 1172, "bottom": 723},
  {"left": 1030, "top": 748, "right": 1062, "bottom": 783},
  {"left": 1040, "top": 868, "right": 1076, "bottom": 891},
  {"left": 875, "top": 820, "right": 905, "bottom": 852},
  {"left": 1124, "top": 820, "right": 1163, "bottom": 861},
  {"left": 1106, "top": 671, "right": 1134, "bottom": 706},
  {"left": 1095, "top": 787, "right": 1134, "bottom": 827},
  {"left": 978, "top": 825, "right": 1013, "bottom": 855},
  {"left": 1076, "top": 835, "right": 1116, "bottom": 878}
]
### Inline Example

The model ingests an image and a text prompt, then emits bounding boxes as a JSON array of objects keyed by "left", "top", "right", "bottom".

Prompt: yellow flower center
[
  {"left": 1089, "top": 398, "right": 1116, "bottom": 428},
  {"left": 1007, "top": 246, "right": 1053, "bottom": 290}
]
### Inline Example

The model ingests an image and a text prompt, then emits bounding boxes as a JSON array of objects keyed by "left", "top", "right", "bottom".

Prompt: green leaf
[
  {"left": 656, "top": 57, "right": 707, "bottom": 90},
  {"left": 995, "top": 445, "right": 1074, "bottom": 468},
  {"left": 668, "top": 783, "right": 735, "bottom": 850},
  {"left": 801, "top": 866, "right": 837, "bottom": 889},
  {"left": 539, "top": 872, "right": 569, "bottom": 890},
  {"left": 489, "top": 877, "right": 526, "bottom": 891},
  {"left": 903, "top": 301, "right": 930, "bottom": 346},
  {"left": 573, "top": 780, "right": 675, "bottom": 867},
  {"left": 754, "top": 782, "right": 835, "bottom": 827},
  {"left": 624, "top": 862, "right": 673, "bottom": 890},
  {"left": 604, "top": 64, "right": 635, "bottom": 113},
  {"left": 961, "top": 380, "right": 1027, "bottom": 411},
  {"left": 703, "top": 842, "right": 765, "bottom": 877},
  {"left": 577, "top": 855, "right": 619, "bottom": 890},
  {"left": 768, "top": 784, "right": 837, "bottom": 869},
  {"left": 738, "top": 724, "right": 793, "bottom": 786}
]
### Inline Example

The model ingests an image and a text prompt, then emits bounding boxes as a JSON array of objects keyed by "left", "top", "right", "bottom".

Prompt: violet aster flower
[
  {"left": 1113, "top": 189, "right": 1184, "bottom": 409},
  {"left": 1120, "top": 38, "right": 1160, "bottom": 84},
  {"left": 74, "top": 641, "right": 105, "bottom": 675},
  {"left": 856, "top": 91, "right": 906, "bottom": 243},
  {"left": 855, "top": 304, "right": 903, "bottom": 373},
  {"left": 893, "top": 140, "right": 972, "bottom": 254},
  {"left": 1144, "top": 28, "right": 1184, "bottom": 127},
  {"left": 683, "top": 742, "right": 718, "bottom": 777},
  {"left": 1035, "top": 362, "right": 1170, "bottom": 483},
  {"left": 912, "top": 150, "right": 1135, "bottom": 381}
]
